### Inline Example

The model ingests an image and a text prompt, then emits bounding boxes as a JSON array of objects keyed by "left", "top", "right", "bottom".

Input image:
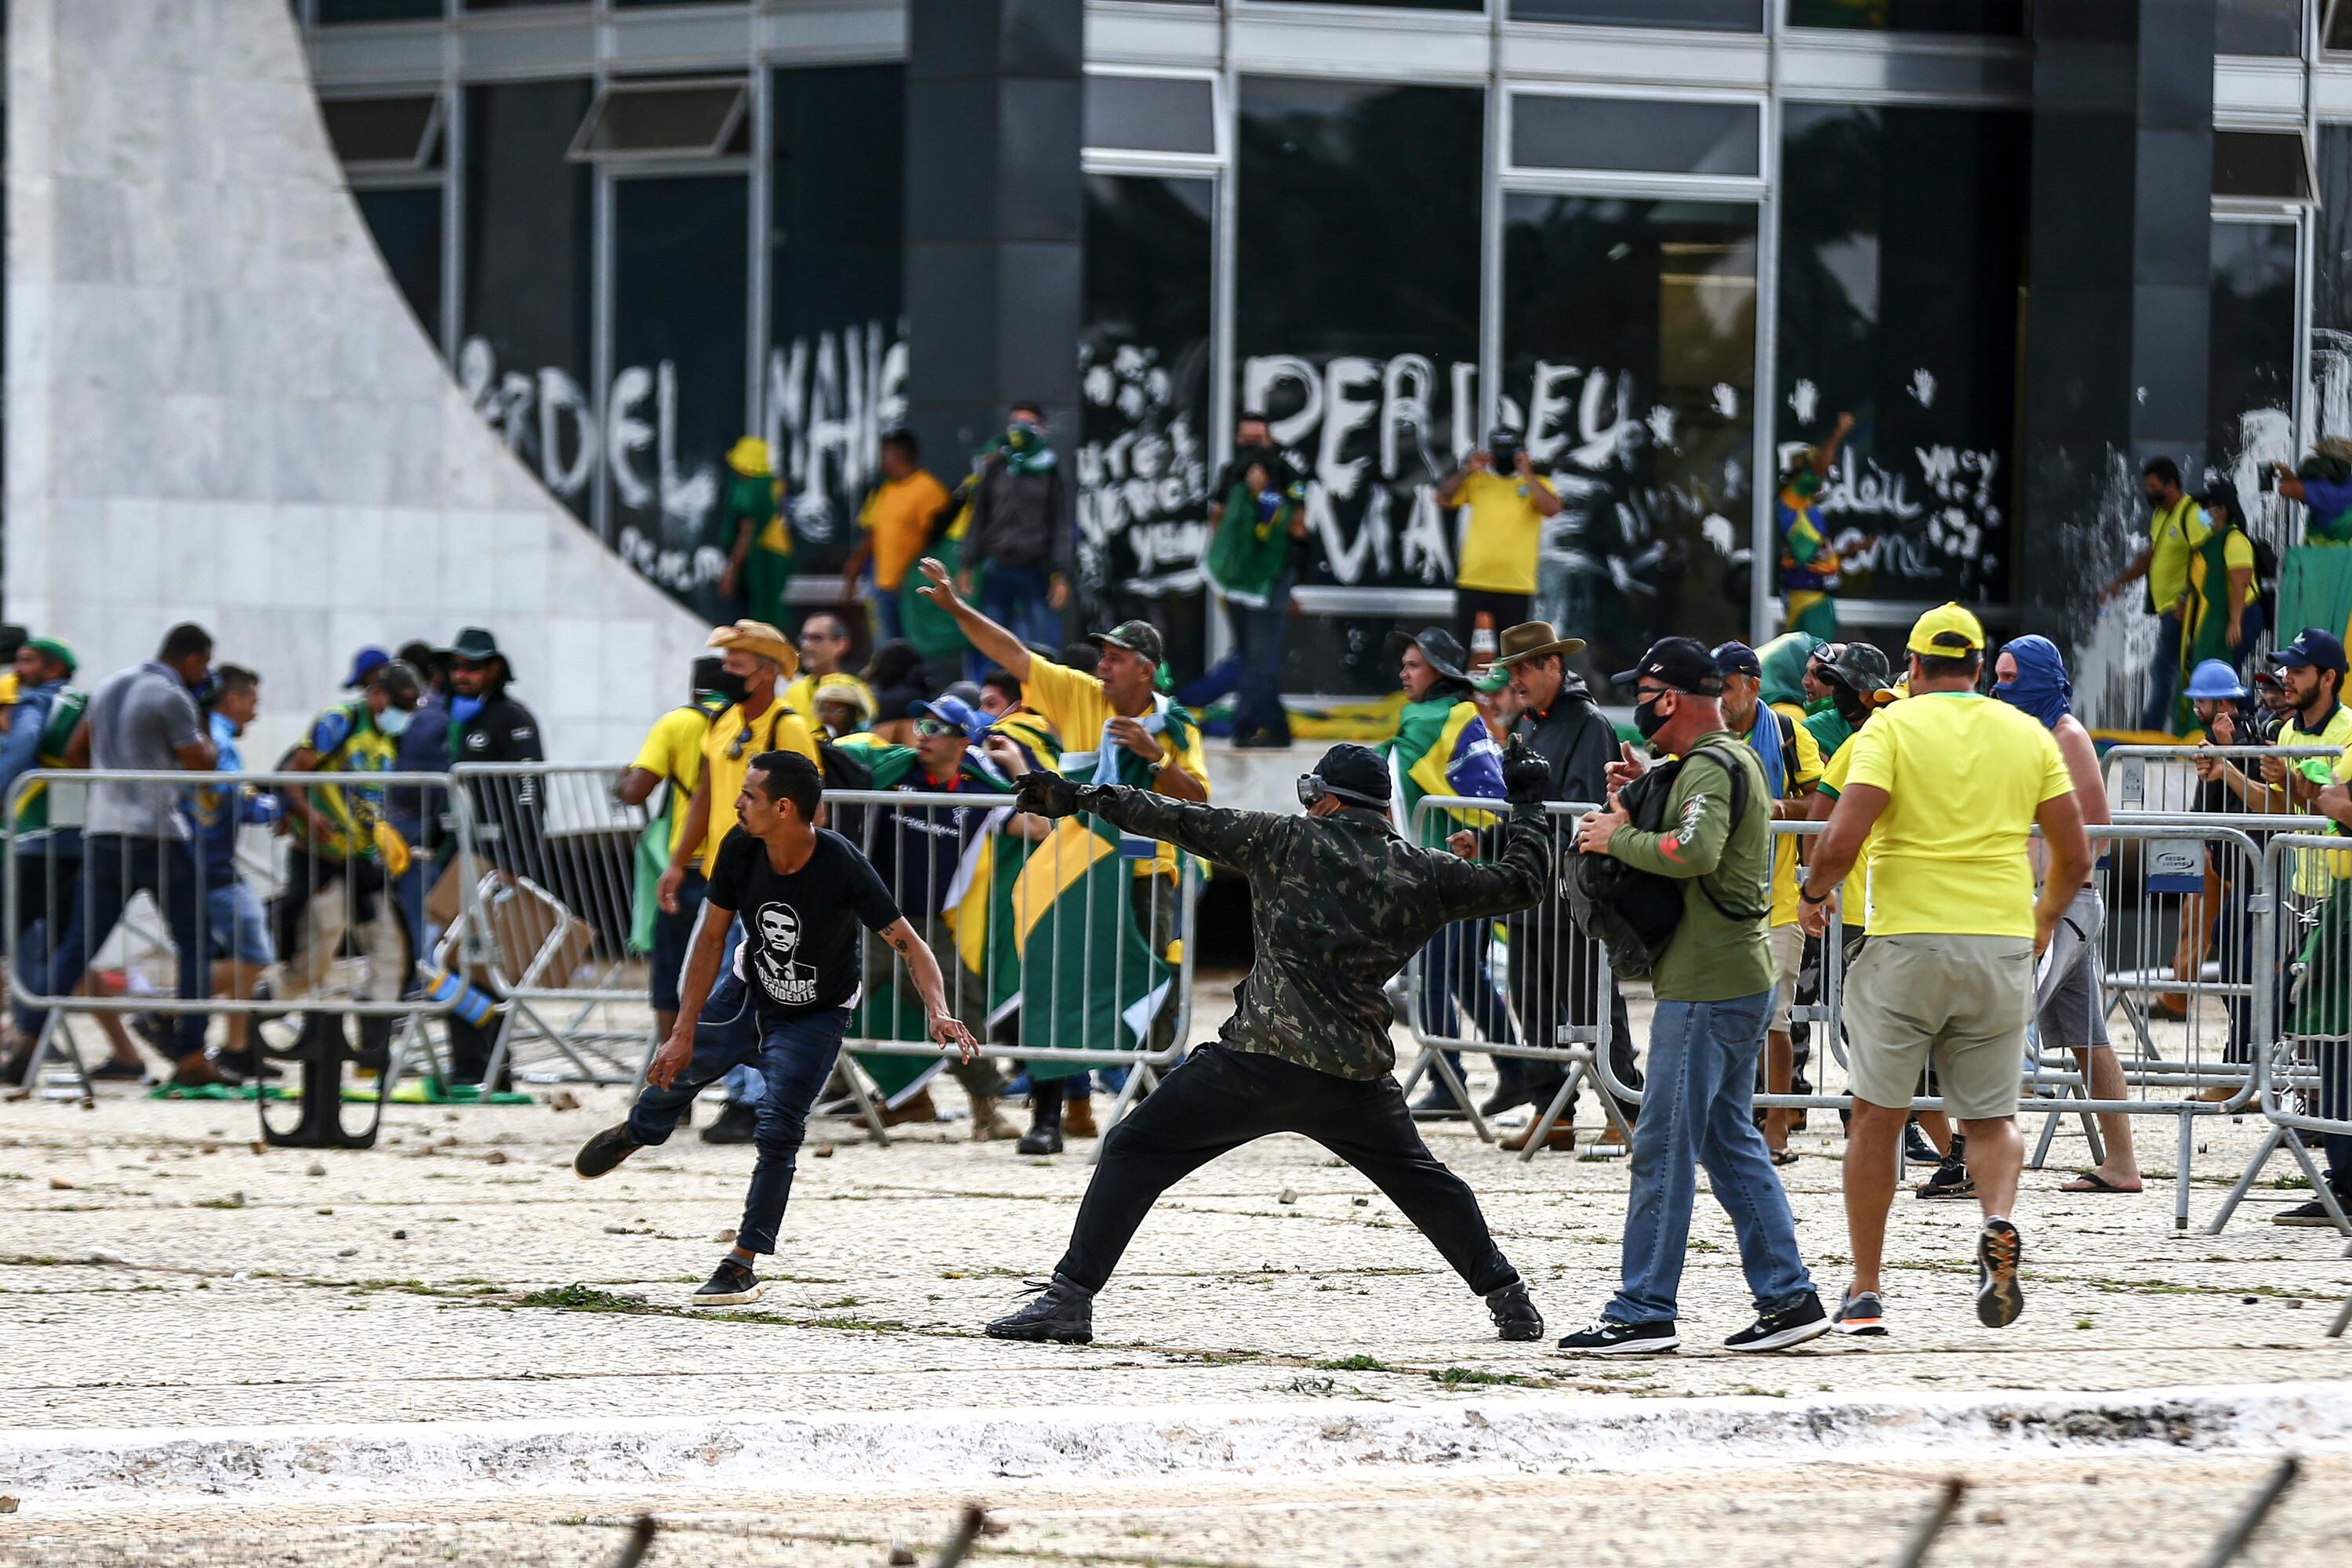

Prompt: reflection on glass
[
  {"left": 1509, "top": 0, "right": 1763, "bottom": 27},
  {"left": 1786, "top": 0, "right": 2024, "bottom": 32},
  {"left": 461, "top": 79, "right": 594, "bottom": 518},
  {"left": 1775, "top": 102, "right": 2027, "bottom": 609},
  {"left": 2209, "top": 221, "right": 2299, "bottom": 505},
  {"left": 1086, "top": 76, "right": 1218, "bottom": 156},
  {"left": 354, "top": 187, "right": 444, "bottom": 346},
  {"left": 770, "top": 64, "right": 906, "bottom": 574},
  {"left": 1511, "top": 95, "right": 1759, "bottom": 176},
  {"left": 1080, "top": 174, "right": 1215, "bottom": 676},
  {"left": 612, "top": 176, "right": 750, "bottom": 620},
  {"left": 1504, "top": 196, "right": 1756, "bottom": 684},
  {"left": 1237, "top": 76, "right": 1483, "bottom": 693},
  {"left": 2216, "top": 0, "right": 2306, "bottom": 56},
  {"left": 2312, "top": 128, "right": 2352, "bottom": 438},
  {"left": 318, "top": 0, "right": 443, "bottom": 20}
]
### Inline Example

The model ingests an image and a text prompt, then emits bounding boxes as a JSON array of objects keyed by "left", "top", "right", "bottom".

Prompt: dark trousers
[
  {"left": 1225, "top": 574, "right": 1294, "bottom": 742},
  {"left": 1054, "top": 1044, "right": 1519, "bottom": 1296},
  {"left": 17, "top": 834, "right": 207, "bottom": 1055},
  {"left": 626, "top": 969, "right": 851, "bottom": 1254},
  {"left": 1419, "top": 916, "right": 1520, "bottom": 1087},
  {"left": 1507, "top": 916, "right": 1641, "bottom": 1121}
]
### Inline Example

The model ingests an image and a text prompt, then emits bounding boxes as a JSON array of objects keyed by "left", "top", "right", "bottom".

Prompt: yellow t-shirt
[
  {"left": 630, "top": 706, "right": 714, "bottom": 859},
  {"left": 0, "top": 672, "right": 19, "bottom": 709},
  {"left": 1452, "top": 470, "right": 1557, "bottom": 595},
  {"left": 2148, "top": 494, "right": 2212, "bottom": 613},
  {"left": 860, "top": 470, "right": 953, "bottom": 591},
  {"left": 1842, "top": 692, "right": 2073, "bottom": 939},
  {"left": 2186, "top": 527, "right": 2257, "bottom": 639},
  {"left": 2280, "top": 702, "right": 2352, "bottom": 891},
  {"left": 1817, "top": 734, "right": 1873, "bottom": 931},
  {"left": 1762, "top": 713, "right": 1824, "bottom": 927},
  {"left": 695, "top": 699, "right": 822, "bottom": 877},
  {"left": 1022, "top": 655, "right": 1210, "bottom": 880},
  {"left": 782, "top": 671, "right": 876, "bottom": 731}
]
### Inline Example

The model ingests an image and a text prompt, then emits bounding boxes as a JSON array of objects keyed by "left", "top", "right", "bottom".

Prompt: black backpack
[{"left": 1564, "top": 746, "right": 1763, "bottom": 980}]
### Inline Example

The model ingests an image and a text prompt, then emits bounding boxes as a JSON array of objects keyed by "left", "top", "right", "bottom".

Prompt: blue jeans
[
  {"left": 17, "top": 834, "right": 209, "bottom": 1056},
  {"left": 872, "top": 585, "right": 906, "bottom": 644},
  {"left": 1606, "top": 989, "right": 1813, "bottom": 1325},
  {"left": 2140, "top": 609, "right": 2183, "bottom": 732},
  {"left": 703, "top": 918, "right": 765, "bottom": 1109},
  {"left": 626, "top": 968, "right": 851, "bottom": 1254},
  {"left": 1227, "top": 575, "right": 1293, "bottom": 741},
  {"left": 1419, "top": 916, "right": 1521, "bottom": 1088},
  {"left": 970, "top": 565, "right": 1059, "bottom": 681}
]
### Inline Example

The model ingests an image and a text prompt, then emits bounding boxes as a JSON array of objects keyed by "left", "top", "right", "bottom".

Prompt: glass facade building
[{"left": 298, "top": 0, "right": 2340, "bottom": 697}]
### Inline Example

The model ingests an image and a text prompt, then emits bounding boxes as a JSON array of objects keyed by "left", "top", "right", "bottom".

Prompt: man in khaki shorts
[{"left": 1798, "top": 604, "right": 2089, "bottom": 1336}]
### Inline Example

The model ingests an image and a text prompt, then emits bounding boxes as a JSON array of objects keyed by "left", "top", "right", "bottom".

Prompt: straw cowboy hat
[{"left": 708, "top": 619, "right": 799, "bottom": 677}]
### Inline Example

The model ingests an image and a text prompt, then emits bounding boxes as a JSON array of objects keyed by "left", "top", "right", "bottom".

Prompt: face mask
[
  {"left": 706, "top": 667, "right": 752, "bottom": 706},
  {"left": 377, "top": 706, "right": 415, "bottom": 739},
  {"left": 1006, "top": 420, "right": 1040, "bottom": 453},
  {"left": 1633, "top": 694, "right": 1671, "bottom": 742},
  {"left": 187, "top": 671, "right": 216, "bottom": 706},
  {"left": 449, "top": 695, "right": 485, "bottom": 726},
  {"left": 1832, "top": 686, "right": 1870, "bottom": 725}
]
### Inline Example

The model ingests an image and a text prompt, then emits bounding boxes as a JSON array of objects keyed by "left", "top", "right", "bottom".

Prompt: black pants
[
  {"left": 1506, "top": 915, "right": 1642, "bottom": 1123},
  {"left": 1054, "top": 1044, "right": 1519, "bottom": 1296}
]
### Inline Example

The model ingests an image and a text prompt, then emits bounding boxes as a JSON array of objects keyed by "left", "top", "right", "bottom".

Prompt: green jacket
[{"left": 1604, "top": 731, "right": 1774, "bottom": 1002}]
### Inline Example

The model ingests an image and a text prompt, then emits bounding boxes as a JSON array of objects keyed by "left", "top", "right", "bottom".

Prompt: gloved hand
[
  {"left": 1502, "top": 735, "right": 1550, "bottom": 808},
  {"left": 1014, "top": 770, "right": 1083, "bottom": 820}
]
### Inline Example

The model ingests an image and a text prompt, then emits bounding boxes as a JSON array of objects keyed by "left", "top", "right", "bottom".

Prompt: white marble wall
[{"left": 4, "top": 0, "right": 707, "bottom": 765}]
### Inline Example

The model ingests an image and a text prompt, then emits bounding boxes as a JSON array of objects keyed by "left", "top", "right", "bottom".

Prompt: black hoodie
[{"left": 1514, "top": 670, "right": 1614, "bottom": 808}]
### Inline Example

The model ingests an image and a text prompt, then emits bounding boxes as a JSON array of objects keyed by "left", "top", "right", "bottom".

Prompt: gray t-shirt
[{"left": 85, "top": 662, "right": 206, "bottom": 840}]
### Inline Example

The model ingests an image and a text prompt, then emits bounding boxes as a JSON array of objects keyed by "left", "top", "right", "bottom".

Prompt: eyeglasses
[{"left": 914, "top": 718, "right": 961, "bottom": 739}]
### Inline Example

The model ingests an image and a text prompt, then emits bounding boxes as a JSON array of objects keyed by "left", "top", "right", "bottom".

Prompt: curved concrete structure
[{"left": 4, "top": 0, "right": 704, "bottom": 761}]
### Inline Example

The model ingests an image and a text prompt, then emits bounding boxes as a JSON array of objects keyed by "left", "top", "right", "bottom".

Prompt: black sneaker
[
  {"left": 2271, "top": 1196, "right": 2352, "bottom": 1228},
  {"left": 1725, "top": 1290, "right": 1831, "bottom": 1353},
  {"left": 1832, "top": 1288, "right": 1887, "bottom": 1337},
  {"left": 1486, "top": 1279, "right": 1544, "bottom": 1342},
  {"left": 693, "top": 1257, "right": 763, "bottom": 1305},
  {"left": 1975, "top": 1219, "right": 2024, "bottom": 1328},
  {"left": 1915, "top": 1159, "right": 1975, "bottom": 1200},
  {"left": 699, "top": 1101, "right": 758, "bottom": 1145},
  {"left": 573, "top": 1123, "right": 642, "bottom": 1179},
  {"left": 984, "top": 1275, "right": 1094, "bottom": 1343},
  {"left": 1410, "top": 1082, "right": 1469, "bottom": 1121},
  {"left": 1556, "top": 1318, "right": 1678, "bottom": 1356},
  {"left": 1478, "top": 1083, "right": 1535, "bottom": 1118},
  {"left": 1904, "top": 1123, "right": 1945, "bottom": 1167}
]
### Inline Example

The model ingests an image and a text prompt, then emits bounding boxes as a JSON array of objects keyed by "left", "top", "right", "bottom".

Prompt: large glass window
[
  {"left": 1775, "top": 103, "right": 2028, "bottom": 612},
  {"left": 1080, "top": 173, "right": 1216, "bottom": 678},
  {"left": 354, "top": 187, "right": 444, "bottom": 347},
  {"left": 768, "top": 64, "right": 906, "bottom": 576},
  {"left": 1786, "top": 0, "right": 2024, "bottom": 31},
  {"left": 318, "top": 0, "right": 443, "bottom": 20},
  {"left": 460, "top": 79, "right": 594, "bottom": 517},
  {"left": 610, "top": 175, "right": 751, "bottom": 621},
  {"left": 1511, "top": 0, "right": 1763, "bottom": 27},
  {"left": 1511, "top": 95, "right": 1759, "bottom": 176},
  {"left": 2208, "top": 220, "right": 2300, "bottom": 503},
  {"left": 1504, "top": 197, "right": 1757, "bottom": 688},
  {"left": 2312, "top": 126, "right": 2352, "bottom": 441},
  {"left": 2217, "top": 0, "right": 2307, "bottom": 55},
  {"left": 1237, "top": 77, "right": 1484, "bottom": 693}
]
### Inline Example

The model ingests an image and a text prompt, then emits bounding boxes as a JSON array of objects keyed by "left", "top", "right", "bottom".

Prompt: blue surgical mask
[
  {"left": 377, "top": 706, "right": 415, "bottom": 739},
  {"left": 450, "top": 695, "right": 485, "bottom": 726}
]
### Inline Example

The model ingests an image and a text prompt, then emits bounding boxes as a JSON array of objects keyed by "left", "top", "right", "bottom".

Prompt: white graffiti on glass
[{"left": 1076, "top": 341, "right": 1209, "bottom": 596}]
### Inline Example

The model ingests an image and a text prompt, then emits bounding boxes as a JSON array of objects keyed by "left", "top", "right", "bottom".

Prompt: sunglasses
[
  {"left": 914, "top": 718, "right": 963, "bottom": 739},
  {"left": 451, "top": 657, "right": 490, "bottom": 673},
  {"left": 726, "top": 726, "right": 754, "bottom": 760}
]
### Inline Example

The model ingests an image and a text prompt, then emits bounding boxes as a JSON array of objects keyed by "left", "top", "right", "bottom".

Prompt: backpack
[
  {"left": 1563, "top": 746, "right": 1762, "bottom": 980},
  {"left": 2246, "top": 528, "right": 2281, "bottom": 631}
]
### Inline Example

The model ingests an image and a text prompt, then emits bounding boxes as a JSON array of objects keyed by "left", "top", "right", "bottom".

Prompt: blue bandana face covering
[{"left": 1993, "top": 634, "right": 2071, "bottom": 730}]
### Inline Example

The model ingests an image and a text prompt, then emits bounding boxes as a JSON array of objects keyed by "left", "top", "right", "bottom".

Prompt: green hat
[
  {"left": 1472, "top": 665, "right": 1511, "bottom": 694},
  {"left": 24, "top": 637, "right": 76, "bottom": 676}
]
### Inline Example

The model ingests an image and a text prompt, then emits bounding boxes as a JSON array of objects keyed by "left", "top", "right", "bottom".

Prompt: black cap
[
  {"left": 1385, "top": 626, "right": 1471, "bottom": 684},
  {"left": 1711, "top": 641, "right": 1762, "bottom": 680},
  {"left": 1305, "top": 743, "right": 1391, "bottom": 810},
  {"left": 442, "top": 626, "right": 509, "bottom": 673},
  {"left": 2277, "top": 627, "right": 2350, "bottom": 676},
  {"left": 373, "top": 659, "right": 423, "bottom": 702},
  {"left": 1088, "top": 619, "right": 1165, "bottom": 666},
  {"left": 1611, "top": 637, "right": 1725, "bottom": 697}
]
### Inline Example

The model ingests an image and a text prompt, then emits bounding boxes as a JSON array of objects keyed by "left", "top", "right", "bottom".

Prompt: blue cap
[
  {"left": 2183, "top": 659, "right": 2247, "bottom": 702},
  {"left": 2276, "top": 628, "right": 2349, "bottom": 676},
  {"left": 1711, "top": 641, "right": 1762, "bottom": 680},
  {"left": 343, "top": 646, "right": 390, "bottom": 689},
  {"left": 911, "top": 694, "right": 986, "bottom": 739}
]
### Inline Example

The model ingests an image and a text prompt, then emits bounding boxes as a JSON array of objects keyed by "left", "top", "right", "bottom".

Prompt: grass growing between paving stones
[
  {"left": 1315, "top": 1355, "right": 1394, "bottom": 1373},
  {"left": 1428, "top": 1367, "right": 1537, "bottom": 1388}
]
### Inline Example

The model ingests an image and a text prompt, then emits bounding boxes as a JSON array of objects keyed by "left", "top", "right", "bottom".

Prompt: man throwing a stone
[{"left": 984, "top": 741, "right": 1557, "bottom": 1345}]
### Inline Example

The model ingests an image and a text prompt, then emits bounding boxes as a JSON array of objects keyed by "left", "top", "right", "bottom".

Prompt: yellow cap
[
  {"left": 725, "top": 437, "right": 772, "bottom": 477},
  {"left": 1906, "top": 601, "right": 1986, "bottom": 658}
]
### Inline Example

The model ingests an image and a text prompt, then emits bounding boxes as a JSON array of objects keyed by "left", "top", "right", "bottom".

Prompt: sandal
[
  {"left": 1769, "top": 1149, "right": 1799, "bottom": 1167},
  {"left": 2061, "top": 1171, "right": 2141, "bottom": 1194}
]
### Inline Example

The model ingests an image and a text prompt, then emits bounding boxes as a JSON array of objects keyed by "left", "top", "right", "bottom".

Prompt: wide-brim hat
[
  {"left": 442, "top": 626, "right": 511, "bottom": 675},
  {"left": 707, "top": 619, "right": 800, "bottom": 679},
  {"left": 812, "top": 672, "right": 875, "bottom": 722},
  {"left": 1489, "top": 620, "right": 1588, "bottom": 668},
  {"left": 1385, "top": 626, "right": 1471, "bottom": 684}
]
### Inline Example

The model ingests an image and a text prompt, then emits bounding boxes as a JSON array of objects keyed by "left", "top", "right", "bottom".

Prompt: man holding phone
[{"left": 1438, "top": 426, "right": 1563, "bottom": 650}]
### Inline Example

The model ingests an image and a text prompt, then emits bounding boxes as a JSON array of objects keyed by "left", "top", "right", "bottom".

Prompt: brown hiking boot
[
  {"left": 969, "top": 1093, "right": 1021, "bottom": 1142},
  {"left": 1501, "top": 1119, "right": 1575, "bottom": 1153},
  {"left": 880, "top": 1088, "right": 938, "bottom": 1127},
  {"left": 1063, "top": 1093, "right": 1099, "bottom": 1139}
]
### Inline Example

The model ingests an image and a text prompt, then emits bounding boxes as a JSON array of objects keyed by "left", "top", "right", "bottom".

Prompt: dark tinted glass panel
[
  {"left": 1080, "top": 174, "right": 1215, "bottom": 678},
  {"left": 1238, "top": 77, "right": 1483, "bottom": 693},
  {"left": 1274, "top": 0, "right": 1480, "bottom": 8},
  {"left": 2215, "top": 131, "right": 2311, "bottom": 200},
  {"left": 2217, "top": 0, "right": 2306, "bottom": 55},
  {"left": 1776, "top": 103, "right": 2027, "bottom": 610},
  {"left": 612, "top": 176, "right": 750, "bottom": 619},
  {"left": 461, "top": 79, "right": 595, "bottom": 517},
  {"left": 580, "top": 83, "right": 747, "bottom": 158},
  {"left": 2313, "top": 127, "right": 2352, "bottom": 438},
  {"left": 1787, "top": 0, "right": 2023, "bottom": 31},
  {"left": 768, "top": 64, "right": 906, "bottom": 575},
  {"left": 2209, "top": 221, "right": 2299, "bottom": 499},
  {"left": 354, "top": 187, "right": 444, "bottom": 345},
  {"left": 1504, "top": 197, "right": 1756, "bottom": 690},
  {"left": 1511, "top": 0, "right": 1763, "bottom": 27},
  {"left": 1087, "top": 76, "right": 1217, "bottom": 155},
  {"left": 318, "top": 0, "right": 442, "bottom": 20},
  {"left": 322, "top": 96, "right": 437, "bottom": 166},
  {"left": 1512, "top": 95, "right": 1758, "bottom": 176},
  {"left": 461, "top": 1, "right": 586, "bottom": 9}
]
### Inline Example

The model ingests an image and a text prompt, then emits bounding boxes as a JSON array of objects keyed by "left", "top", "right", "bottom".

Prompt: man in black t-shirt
[{"left": 575, "top": 750, "right": 978, "bottom": 1305}]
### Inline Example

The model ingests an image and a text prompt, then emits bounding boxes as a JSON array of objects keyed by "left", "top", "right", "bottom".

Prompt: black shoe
[
  {"left": 985, "top": 1274, "right": 1094, "bottom": 1343},
  {"left": 1410, "top": 1082, "right": 1469, "bottom": 1121},
  {"left": 1904, "top": 1123, "right": 1944, "bottom": 1167},
  {"left": 1477, "top": 1083, "right": 1535, "bottom": 1118},
  {"left": 1975, "top": 1219, "right": 2024, "bottom": 1327},
  {"left": 1486, "top": 1279, "right": 1544, "bottom": 1342},
  {"left": 1017, "top": 1090, "right": 1064, "bottom": 1155},
  {"left": 1016, "top": 1123, "right": 1065, "bottom": 1156},
  {"left": 88, "top": 1058, "right": 148, "bottom": 1082},
  {"left": 1725, "top": 1290, "right": 1831, "bottom": 1353},
  {"left": 1556, "top": 1318, "right": 1678, "bottom": 1356},
  {"left": 693, "top": 1257, "right": 764, "bottom": 1306},
  {"left": 574, "top": 1123, "right": 642, "bottom": 1179},
  {"left": 699, "top": 1102, "right": 759, "bottom": 1145},
  {"left": 2272, "top": 1195, "right": 2352, "bottom": 1228},
  {"left": 1915, "top": 1160, "right": 1976, "bottom": 1200}
]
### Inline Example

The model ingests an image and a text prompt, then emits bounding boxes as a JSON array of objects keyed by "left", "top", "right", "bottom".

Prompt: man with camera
[{"left": 1438, "top": 426, "right": 1562, "bottom": 650}]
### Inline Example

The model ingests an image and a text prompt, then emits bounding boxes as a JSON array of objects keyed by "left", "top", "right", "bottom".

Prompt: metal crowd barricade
[
  {"left": 1400, "top": 797, "right": 1634, "bottom": 1161},
  {"left": 2, "top": 768, "right": 461, "bottom": 1146},
  {"left": 822, "top": 785, "right": 1198, "bottom": 1150}
]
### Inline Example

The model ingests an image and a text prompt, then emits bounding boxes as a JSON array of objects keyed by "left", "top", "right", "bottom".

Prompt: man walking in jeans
[
  {"left": 982, "top": 740, "right": 1555, "bottom": 1346},
  {"left": 1558, "top": 637, "right": 1826, "bottom": 1356}
]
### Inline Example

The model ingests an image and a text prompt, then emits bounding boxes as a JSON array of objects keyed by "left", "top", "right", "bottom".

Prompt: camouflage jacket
[{"left": 1075, "top": 786, "right": 1552, "bottom": 1079}]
